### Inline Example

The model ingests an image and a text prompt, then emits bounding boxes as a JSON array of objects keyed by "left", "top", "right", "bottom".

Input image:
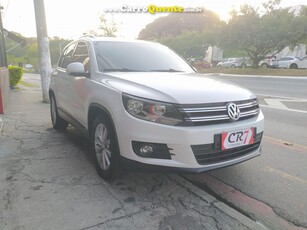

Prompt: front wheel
[
  {"left": 50, "top": 94, "right": 68, "bottom": 130},
  {"left": 290, "top": 64, "right": 298, "bottom": 69},
  {"left": 91, "top": 115, "right": 123, "bottom": 181},
  {"left": 261, "top": 63, "right": 268, "bottom": 68}
]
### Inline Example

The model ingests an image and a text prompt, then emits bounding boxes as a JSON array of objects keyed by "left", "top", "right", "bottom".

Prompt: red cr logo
[{"left": 228, "top": 130, "right": 250, "bottom": 144}]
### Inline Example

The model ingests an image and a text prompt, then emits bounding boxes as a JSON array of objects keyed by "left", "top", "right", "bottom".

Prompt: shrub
[{"left": 8, "top": 66, "right": 24, "bottom": 87}]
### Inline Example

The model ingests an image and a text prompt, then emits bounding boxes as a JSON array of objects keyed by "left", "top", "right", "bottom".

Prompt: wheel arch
[
  {"left": 290, "top": 63, "right": 298, "bottom": 69},
  {"left": 88, "top": 104, "right": 120, "bottom": 151}
]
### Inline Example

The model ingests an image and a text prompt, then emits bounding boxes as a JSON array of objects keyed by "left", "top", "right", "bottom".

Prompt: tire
[
  {"left": 50, "top": 94, "right": 68, "bottom": 130},
  {"left": 91, "top": 115, "right": 123, "bottom": 181},
  {"left": 261, "top": 63, "right": 268, "bottom": 68},
  {"left": 231, "top": 64, "right": 235, "bottom": 68},
  {"left": 241, "top": 64, "right": 246, "bottom": 68},
  {"left": 290, "top": 64, "right": 298, "bottom": 69},
  {"left": 218, "top": 65, "right": 222, "bottom": 68}
]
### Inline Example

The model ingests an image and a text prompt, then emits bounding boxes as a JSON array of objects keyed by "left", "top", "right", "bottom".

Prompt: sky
[{"left": 0, "top": 0, "right": 306, "bottom": 39}]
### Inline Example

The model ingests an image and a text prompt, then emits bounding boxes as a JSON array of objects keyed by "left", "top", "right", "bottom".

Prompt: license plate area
[{"left": 221, "top": 128, "right": 255, "bottom": 150}]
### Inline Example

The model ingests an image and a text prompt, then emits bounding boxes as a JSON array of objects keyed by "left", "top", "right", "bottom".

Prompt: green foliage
[
  {"left": 159, "top": 31, "right": 212, "bottom": 59},
  {"left": 139, "top": 10, "right": 223, "bottom": 59},
  {"left": 8, "top": 66, "right": 24, "bottom": 87},
  {"left": 139, "top": 10, "right": 221, "bottom": 40},
  {"left": 218, "top": 2, "right": 307, "bottom": 67}
]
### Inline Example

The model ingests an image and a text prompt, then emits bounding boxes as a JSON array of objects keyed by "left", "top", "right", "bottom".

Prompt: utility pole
[
  {"left": 0, "top": 5, "right": 7, "bottom": 67},
  {"left": 33, "top": 0, "right": 52, "bottom": 103}
]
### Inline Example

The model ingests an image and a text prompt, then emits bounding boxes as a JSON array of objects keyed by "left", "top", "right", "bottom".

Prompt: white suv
[{"left": 49, "top": 37, "right": 264, "bottom": 180}]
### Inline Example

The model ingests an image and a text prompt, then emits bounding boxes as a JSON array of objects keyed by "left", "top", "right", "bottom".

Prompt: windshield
[{"left": 93, "top": 41, "right": 195, "bottom": 73}]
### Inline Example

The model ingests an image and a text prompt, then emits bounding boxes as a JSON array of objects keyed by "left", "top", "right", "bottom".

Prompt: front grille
[
  {"left": 178, "top": 98, "right": 259, "bottom": 126},
  {"left": 191, "top": 132, "right": 263, "bottom": 165}
]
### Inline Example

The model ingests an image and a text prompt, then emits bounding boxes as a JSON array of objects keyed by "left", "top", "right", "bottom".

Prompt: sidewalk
[{"left": 0, "top": 76, "right": 265, "bottom": 230}]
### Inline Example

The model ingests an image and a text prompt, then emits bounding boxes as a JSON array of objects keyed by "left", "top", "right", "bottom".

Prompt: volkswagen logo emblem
[{"left": 227, "top": 103, "right": 240, "bottom": 121}]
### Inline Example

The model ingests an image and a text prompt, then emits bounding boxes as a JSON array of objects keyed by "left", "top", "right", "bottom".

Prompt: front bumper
[{"left": 113, "top": 109, "right": 264, "bottom": 172}]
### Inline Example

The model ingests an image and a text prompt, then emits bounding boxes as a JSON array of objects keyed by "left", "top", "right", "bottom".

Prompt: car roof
[{"left": 78, "top": 36, "right": 157, "bottom": 45}]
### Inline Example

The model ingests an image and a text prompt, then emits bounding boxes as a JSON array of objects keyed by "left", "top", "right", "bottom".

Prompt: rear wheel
[
  {"left": 91, "top": 115, "right": 123, "bottom": 181},
  {"left": 50, "top": 94, "right": 68, "bottom": 130},
  {"left": 231, "top": 64, "right": 236, "bottom": 68},
  {"left": 290, "top": 63, "right": 298, "bottom": 69},
  {"left": 241, "top": 64, "right": 247, "bottom": 68}
]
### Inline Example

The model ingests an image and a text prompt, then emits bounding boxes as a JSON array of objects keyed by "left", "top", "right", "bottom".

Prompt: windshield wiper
[
  {"left": 103, "top": 68, "right": 144, "bottom": 72},
  {"left": 150, "top": 68, "right": 183, "bottom": 72}
]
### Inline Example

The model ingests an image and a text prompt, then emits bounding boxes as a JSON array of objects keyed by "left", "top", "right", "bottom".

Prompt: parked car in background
[
  {"left": 217, "top": 58, "right": 240, "bottom": 68},
  {"left": 238, "top": 57, "right": 253, "bottom": 68},
  {"left": 23, "top": 64, "right": 35, "bottom": 72},
  {"left": 278, "top": 56, "right": 300, "bottom": 69},
  {"left": 288, "top": 56, "right": 307, "bottom": 69},
  {"left": 193, "top": 58, "right": 212, "bottom": 68},
  {"left": 259, "top": 56, "right": 279, "bottom": 68}
]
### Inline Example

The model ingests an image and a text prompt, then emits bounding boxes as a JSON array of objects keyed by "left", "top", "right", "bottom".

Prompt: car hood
[{"left": 96, "top": 72, "right": 255, "bottom": 104}]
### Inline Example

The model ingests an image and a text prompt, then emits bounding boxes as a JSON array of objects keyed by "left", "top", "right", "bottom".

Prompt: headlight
[{"left": 122, "top": 94, "right": 184, "bottom": 126}]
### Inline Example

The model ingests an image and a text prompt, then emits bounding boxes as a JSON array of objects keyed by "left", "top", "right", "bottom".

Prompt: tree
[
  {"left": 138, "top": 10, "right": 223, "bottom": 59},
  {"left": 218, "top": 2, "right": 307, "bottom": 67},
  {"left": 138, "top": 9, "right": 221, "bottom": 40},
  {"left": 98, "top": 14, "right": 118, "bottom": 37},
  {"left": 158, "top": 30, "right": 219, "bottom": 59}
]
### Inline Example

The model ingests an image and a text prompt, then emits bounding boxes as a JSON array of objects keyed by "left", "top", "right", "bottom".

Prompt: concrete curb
[
  {"left": 171, "top": 175, "right": 267, "bottom": 230},
  {"left": 202, "top": 73, "right": 307, "bottom": 80}
]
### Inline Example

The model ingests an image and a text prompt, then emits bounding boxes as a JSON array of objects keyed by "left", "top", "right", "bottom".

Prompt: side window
[
  {"left": 73, "top": 42, "right": 90, "bottom": 72},
  {"left": 59, "top": 43, "right": 76, "bottom": 69}
]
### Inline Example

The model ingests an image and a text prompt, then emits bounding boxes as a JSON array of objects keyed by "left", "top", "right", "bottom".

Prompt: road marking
[
  {"left": 257, "top": 94, "right": 307, "bottom": 101},
  {"left": 265, "top": 166, "right": 307, "bottom": 186},
  {"left": 260, "top": 104, "right": 307, "bottom": 114},
  {"left": 259, "top": 95, "right": 307, "bottom": 113},
  {"left": 215, "top": 73, "right": 307, "bottom": 80},
  {"left": 264, "top": 98, "right": 288, "bottom": 109},
  {"left": 264, "top": 136, "right": 307, "bottom": 153}
]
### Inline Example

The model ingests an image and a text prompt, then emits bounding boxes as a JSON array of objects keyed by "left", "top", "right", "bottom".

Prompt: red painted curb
[{"left": 184, "top": 174, "right": 307, "bottom": 230}]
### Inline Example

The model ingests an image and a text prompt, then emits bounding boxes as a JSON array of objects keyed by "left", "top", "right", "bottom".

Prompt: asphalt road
[
  {"left": 213, "top": 74, "right": 307, "bottom": 99},
  {"left": 196, "top": 74, "right": 307, "bottom": 228}
]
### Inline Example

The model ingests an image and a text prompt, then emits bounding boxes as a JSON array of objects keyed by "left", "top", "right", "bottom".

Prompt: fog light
[
  {"left": 132, "top": 141, "right": 172, "bottom": 159},
  {"left": 139, "top": 145, "right": 155, "bottom": 156}
]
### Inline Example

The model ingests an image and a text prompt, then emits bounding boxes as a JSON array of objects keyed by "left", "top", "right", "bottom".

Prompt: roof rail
[{"left": 79, "top": 34, "right": 96, "bottom": 39}]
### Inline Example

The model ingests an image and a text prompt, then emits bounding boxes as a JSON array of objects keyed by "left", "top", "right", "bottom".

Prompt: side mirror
[{"left": 66, "top": 62, "right": 88, "bottom": 77}]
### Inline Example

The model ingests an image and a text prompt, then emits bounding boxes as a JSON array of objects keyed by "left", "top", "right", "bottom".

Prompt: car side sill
[{"left": 58, "top": 107, "right": 89, "bottom": 138}]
